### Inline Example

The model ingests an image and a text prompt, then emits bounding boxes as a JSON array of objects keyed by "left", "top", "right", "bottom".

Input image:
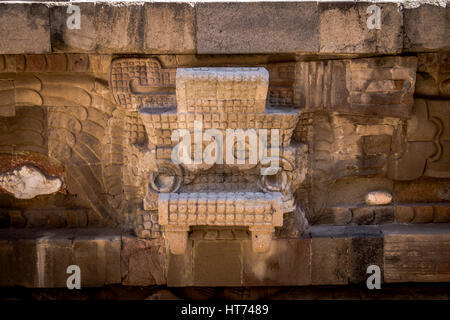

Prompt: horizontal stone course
[
  {"left": 0, "top": 224, "right": 449, "bottom": 287},
  {"left": 0, "top": 2, "right": 447, "bottom": 54}
]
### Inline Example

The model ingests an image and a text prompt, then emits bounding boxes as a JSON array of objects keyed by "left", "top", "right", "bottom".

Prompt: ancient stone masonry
[
  {"left": 111, "top": 59, "right": 305, "bottom": 253},
  {"left": 0, "top": 1, "right": 449, "bottom": 289}
]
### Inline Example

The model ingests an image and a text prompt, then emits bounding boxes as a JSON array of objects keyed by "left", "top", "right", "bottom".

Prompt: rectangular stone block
[
  {"left": 0, "top": 3, "right": 51, "bottom": 54},
  {"left": 193, "top": 240, "right": 242, "bottom": 287},
  {"left": 0, "top": 229, "right": 121, "bottom": 288},
  {"left": 319, "top": 2, "right": 403, "bottom": 54},
  {"left": 167, "top": 239, "right": 194, "bottom": 287},
  {"left": 310, "top": 225, "right": 382, "bottom": 285},
  {"left": 196, "top": 2, "right": 319, "bottom": 54},
  {"left": 383, "top": 224, "right": 450, "bottom": 283},
  {"left": 51, "top": 3, "right": 97, "bottom": 52},
  {"left": 404, "top": 5, "right": 450, "bottom": 52},
  {"left": 243, "top": 238, "right": 311, "bottom": 286},
  {"left": 121, "top": 234, "right": 167, "bottom": 286},
  {"left": 95, "top": 3, "right": 144, "bottom": 53},
  {"left": 0, "top": 238, "right": 37, "bottom": 287},
  {"left": 349, "top": 237, "right": 383, "bottom": 284},
  {"left": 143, "top": 3, "right": 195, "bottom": 53},
  {"left": 311, "top": 237, "right": 349, "bottom": 285}
]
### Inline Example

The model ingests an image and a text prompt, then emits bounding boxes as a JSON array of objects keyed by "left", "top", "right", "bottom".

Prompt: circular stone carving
[
  {"left": 149, "top": 161, "right": 182, "bottom": 193},
  {"left": 258, "top": 157, "right": 293, "bottom": 192}
]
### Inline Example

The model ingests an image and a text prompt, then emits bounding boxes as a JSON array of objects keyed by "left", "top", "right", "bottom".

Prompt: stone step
[{"left": 0, "top": 224, "right": 449, "bottom": 288}]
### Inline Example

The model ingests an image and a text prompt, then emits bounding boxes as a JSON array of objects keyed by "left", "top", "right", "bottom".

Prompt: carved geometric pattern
[{"left": 111, "top": 58, "right": 176, "bottom": 111}]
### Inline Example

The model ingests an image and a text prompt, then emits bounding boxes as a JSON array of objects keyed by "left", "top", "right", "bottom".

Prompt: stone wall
[{"left": 0, "top": 1, "right": 449, "bottom": 288}]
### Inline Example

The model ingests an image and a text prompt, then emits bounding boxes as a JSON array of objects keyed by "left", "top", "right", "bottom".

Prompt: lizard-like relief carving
[{"left": 111, "top": 58, "right": 307, "bottom": 254}]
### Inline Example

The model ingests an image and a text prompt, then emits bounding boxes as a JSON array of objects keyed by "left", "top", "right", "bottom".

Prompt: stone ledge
[
  {"left": 0, "top": 1, "right": 447, "bottom": 55},
  {"left": 0, "top": 229, "right": 121, "bottom": 288},
  {"left": 0, "top": 224, "right": 449, "bottom": 288}
]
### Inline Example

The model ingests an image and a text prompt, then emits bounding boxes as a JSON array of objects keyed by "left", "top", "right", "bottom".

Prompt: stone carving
[
  {"left": 111, "top": 58, "right": 176, "bottom": 111},
  {"left": 158, "top": 192, "right": 283, "bottom": 254},
  {"left": 415, "top": 53, "right": 450, "bottom": 99},
  {"left": 0, "top": 165, "right": 62, "bottom": 199},
  {"left": 388, "top": 99, "right": 450, "bottom": 180},
  {"left": 110, "top": 61, "right": 307, "bottom": 254},
  {"left": 295, "top": 57, "right": 417, "bottom": 118}
]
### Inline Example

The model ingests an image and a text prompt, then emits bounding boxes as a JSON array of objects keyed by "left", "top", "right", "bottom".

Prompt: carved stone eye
[
  {"left": 260, "top": 170, "right": 287, "bottom": 192},
  {"left": 149, "top": 161, "right": 182, "bottom": 193}
]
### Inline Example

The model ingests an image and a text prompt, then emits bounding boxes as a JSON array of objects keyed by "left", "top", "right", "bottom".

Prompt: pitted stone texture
[
  {"left": 158, "top": 192, "right": 283, "bottom": 255},
  {"left": 0, "top": 165, "right": 62, "bottom": 200},
  {"left": 51, "top": 3, "right": 97, "bottom": 52},
  {"left": 196, "top": 2, "right": 319, "bottom": 54},
  {"left": 121, "top": 235, "right": 166, "bottom": 286},
  {"left": 319, "top": 2, "right": 403, "bottom": 54},
  {"left": 383, "top": 224, "right": 450, "bottom": 282},
  {"left": 0, "top": 3, "right": 50, "bottom": 54},
  {"left": 0, "top": 229, "right": 121, "bottom": 288},
  {"left": 176, "top": 68, "right": 269, "bottom": 113},
  {"left": 243, "top": 238, "right": 311, "bottom": 286},
  {"left": 404, "top": 5, "right": 450, "bottom": 51},
  {"left": 51, "top": 3, "right": 195, "bottom": 53}
]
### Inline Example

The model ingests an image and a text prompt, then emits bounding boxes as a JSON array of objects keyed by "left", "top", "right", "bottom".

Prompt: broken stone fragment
[
  {"left": 0, "top": 165, "right": 62, "bottom": 199},
  {"left": 364, "top": 191, "right": 393, "bottom": 206}
]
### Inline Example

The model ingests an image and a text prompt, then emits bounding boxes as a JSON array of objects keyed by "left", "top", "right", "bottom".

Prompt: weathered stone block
[
  {"left": 121, "top": 234, "right": 167, "bottom": 286},
  {"left": 383, "top": 224, "right": 450, "bottom": 282},
  {"left": 434, "top": 205, "right": 450, "bottom": 223},
  {"left": 51, "top": 3, "right": 97, "bottom": 52},
  {"left": 373, "top": 207, "right": 394, "bottom": 224},
  {"left": 193, "top": 240, "right": 242, "bottom": 287},
  {"left": 352, "top": 208, "right": 375, "bottom": 225},
  {"left": 94, "top": 3, "right": 195, "bottom": 53},
  {"left": 363, "top": 135, "right": 392, "bottom": 156},
  {"left": 167, "top": 239, "right": 193, "bottom": 287},
  {"left": 0, "top": 237, "right": 37, "bottom": 287},
  {"left": 0, "top": 229, "right": 121, "bottom": 288},
  {"left": 319, "top": 3, "right": 403, "bottom": 54},
  {"left": 0, "top": 3, "right": 51, "bottom": 54},
  {"left": 196, "top": 2, "right": 319, "bottom": 54},
  {"left": 243, "top": 238, "right": 311, "bottom": 286},
  {"left": 295, "top": 57, "right": 417, "bottom": 118},
  {"left": 94, "top": 3, "right": 143, "bottom": 53},
  {"left": 404, "top": 5, "right": 450, "bottom": 52},
  {"left": 395, "top": 205, "right": 415, "bottom": 223},
  {"left": 143, "top": 3, "right": 195, "bottom": 53},
  {"left": 349, "top": 237, "right": 383, "bottom": 284},
  {"left": 311, "top": 237, "right": 349, "bottom": 285}
]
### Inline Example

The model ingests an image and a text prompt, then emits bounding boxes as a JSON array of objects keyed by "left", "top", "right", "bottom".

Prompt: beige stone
[
  {"left": 196, "top": 2, "right": 319, "bottom": 54},
  {"left": 0, "top": 3, "right": 50, "bottom": 54},
  {"left": 311, "top": 237, "right": 349, "bottom": 285},
  {"left": 319, "top": 3, "right": 403, "bottom": 54},
  {"left": 365, "top": 191, "right": 393, "bottom": 206},
  {"left": 121, "top": 235, "right": 167, "bottom": 286}
]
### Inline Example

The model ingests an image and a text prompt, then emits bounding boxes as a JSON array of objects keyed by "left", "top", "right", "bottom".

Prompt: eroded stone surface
[
  {"left": 196, "top": 2, "right": 319, "bottom": 54},
  {"left": 319, "top": 3, "right": 403, "bottom": 54},
  {"left": 0, "top": 3, "right": 50, "bottom": 54},
  {"left": 365, "top": 191, "right": 393, "bottom": 206},
  {"left": 0, "top": 165, "right": 62, "bottom": 200}
]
